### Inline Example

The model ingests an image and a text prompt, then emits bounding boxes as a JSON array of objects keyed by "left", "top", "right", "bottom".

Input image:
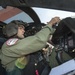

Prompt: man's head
[{"left": 3, "top": 20, "right": 28, "bottom": 39}]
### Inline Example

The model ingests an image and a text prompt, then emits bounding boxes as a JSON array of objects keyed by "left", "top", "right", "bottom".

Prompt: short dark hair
[{"left": 10, "top": 20, "right": 28, "bottom": 27}]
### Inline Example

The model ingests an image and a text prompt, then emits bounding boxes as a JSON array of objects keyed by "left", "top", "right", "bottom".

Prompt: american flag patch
[{"left": 6, "top": 38, "right": 18, "bottom": 46}]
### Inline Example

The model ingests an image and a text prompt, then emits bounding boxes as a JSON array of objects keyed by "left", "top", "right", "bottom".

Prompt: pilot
[{"left": 0, "top": 17, "right": 60, "bottom": 75}]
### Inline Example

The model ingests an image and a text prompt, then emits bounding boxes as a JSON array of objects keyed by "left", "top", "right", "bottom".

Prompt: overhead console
[{"left": 51, "top": 17, "right": 75, "bottom": 57}]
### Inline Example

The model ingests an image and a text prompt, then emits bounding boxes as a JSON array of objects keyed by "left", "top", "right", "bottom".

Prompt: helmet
[{"left": 3, "top": 20, "right": 28, "bottom": 37}]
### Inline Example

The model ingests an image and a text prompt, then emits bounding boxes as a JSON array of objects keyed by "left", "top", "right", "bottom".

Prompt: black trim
[
  {"left": 0, "top": 0, "right": 75, "bottom": 12},
  {"left": 16, "top": 6, "right": 41, "bottom": 23}
]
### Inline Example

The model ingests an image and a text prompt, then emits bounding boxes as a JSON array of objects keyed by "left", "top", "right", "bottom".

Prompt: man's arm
[{"left": 3, "top": 17, "right": 60, "bottom": 57}]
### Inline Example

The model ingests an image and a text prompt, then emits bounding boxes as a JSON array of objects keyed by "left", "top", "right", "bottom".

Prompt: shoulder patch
[{"left": 6, "top": 38, "right": 18, "bottom": 46}]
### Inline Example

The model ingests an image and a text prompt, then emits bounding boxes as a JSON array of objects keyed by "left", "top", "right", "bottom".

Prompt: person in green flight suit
[{"left": 0, "top": 17, "right": 60, "bottom": 75}]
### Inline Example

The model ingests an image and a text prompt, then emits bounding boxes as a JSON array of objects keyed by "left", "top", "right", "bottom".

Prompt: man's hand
[{"left": 47, "top": 17, "right": 61, "bottom": 26}]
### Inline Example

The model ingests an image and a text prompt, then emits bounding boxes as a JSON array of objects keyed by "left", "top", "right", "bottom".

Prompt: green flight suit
[{"left": 0, "top": 24, "right": 55, "bottom": 75}]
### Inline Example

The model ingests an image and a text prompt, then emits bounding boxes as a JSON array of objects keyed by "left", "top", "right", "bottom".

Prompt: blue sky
[{"left": 32, "top": 7, "right": 75, "bottom": 24}]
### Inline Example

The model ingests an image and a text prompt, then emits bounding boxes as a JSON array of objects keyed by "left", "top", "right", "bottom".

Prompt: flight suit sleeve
[{"left": 2, "top": 24, "right": 55, "bottom": 57}]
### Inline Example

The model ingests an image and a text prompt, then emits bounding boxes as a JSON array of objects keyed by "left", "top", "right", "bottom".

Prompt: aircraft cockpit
[{"left": 0, "top": 0, "right": 75, "bottom": 75}]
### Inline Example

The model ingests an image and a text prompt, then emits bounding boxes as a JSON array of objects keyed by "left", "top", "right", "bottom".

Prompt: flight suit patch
[{"left": 6, "top": 38, "right": 18, "bottom": 46}]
